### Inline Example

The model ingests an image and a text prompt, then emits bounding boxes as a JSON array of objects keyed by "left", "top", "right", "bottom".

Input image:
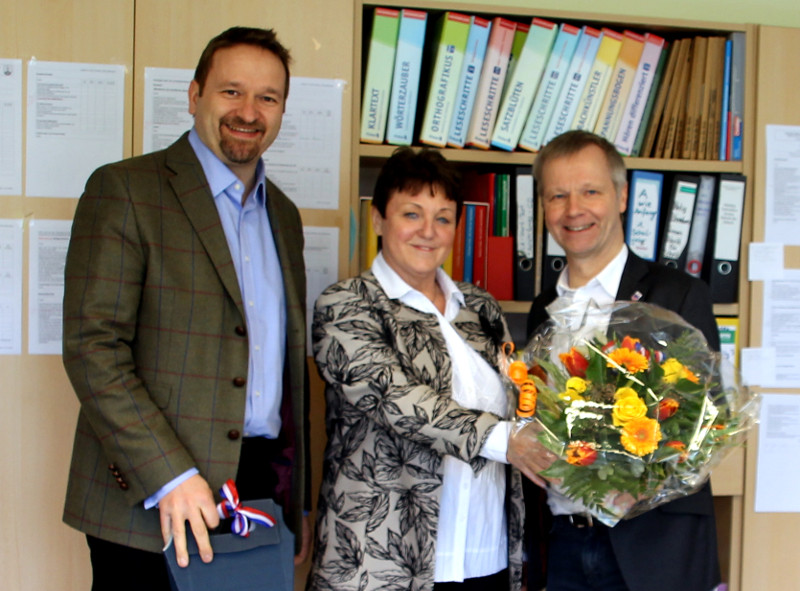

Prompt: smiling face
[
  {"left": 372, "top": 183, "right": 457, "bottom": 293},
  {"left": 541, "top": 144, "right": 628, "bottom": 280},
  {"left": 188, "top": 44, "right": 286, "bottom": 184}
]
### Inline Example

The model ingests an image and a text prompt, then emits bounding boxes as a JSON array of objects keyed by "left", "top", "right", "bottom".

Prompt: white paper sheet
[
  {"left": 264, "top": 78, "right": 345, "bottom": 210},
  {"left": 143, "top": 67, "right": 194, "bottom": 154},
  {"left": 755, "top": 393, "right": 800, "bottom": 512},
  {"left": 303, "top": 226, "right": 339, "bottom": 356},
  {"left": 748, "top": 242, "right": 785, "bottom": 281},
  {"left": 761, "top": 274, "right": 800, "bottom": 387},
  {"left": 25, "top": 60, "right": 125, "bottom": 198},
  {"left": 765, "top": 125, "right": 800, "bottom": 245},
  {"left": 28, "top": 219, "right": 71, "bottom": 354},
  {"left": 0, "top": 59, "right": 23, "bottom": 196},
  {"left": 0, "top": 219, "right": 23, "bottom": 354}
]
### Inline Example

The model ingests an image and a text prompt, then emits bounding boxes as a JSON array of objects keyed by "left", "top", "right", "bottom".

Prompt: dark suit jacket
[
  {"left": 525, "top": 252, "right": 721, "bottom": 591},
  {"left": 62, "top": 133, "right": 309, "bottom": 553}
]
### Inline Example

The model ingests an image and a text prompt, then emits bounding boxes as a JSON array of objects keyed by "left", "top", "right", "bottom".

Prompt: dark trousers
[
  {"left": 433, "top": 569, "right": 509, "bottom": 591},
  {"left": 87, "top": 437, "right": 281, "bottom": 591},
  {"left": 545, "top": 517, "right": 629, "bottom": 591}
]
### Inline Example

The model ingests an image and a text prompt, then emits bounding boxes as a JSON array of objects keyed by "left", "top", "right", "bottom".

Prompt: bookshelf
[{"left": 351, "top": 2, "right": 756, "bottom": 589}]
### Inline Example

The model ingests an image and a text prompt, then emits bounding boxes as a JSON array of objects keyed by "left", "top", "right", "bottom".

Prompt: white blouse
[{"left": 372, "top": 253, "right": 509, "bottom": 583}]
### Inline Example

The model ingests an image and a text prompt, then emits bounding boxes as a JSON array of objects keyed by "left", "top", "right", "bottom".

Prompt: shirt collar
[
  {"left": 557, "top": 244, "right": 629, "bottom": 302},
  {"left": 371, "top": 252, "right": 465, "bottom": 315},
  {"left": 188, "top": 128, "right": 266, "bottom": 205}
]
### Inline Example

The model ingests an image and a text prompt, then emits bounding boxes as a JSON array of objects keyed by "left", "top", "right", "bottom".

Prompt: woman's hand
[{"left": 506, "top": 422, "right": 556, "bottom": 488}]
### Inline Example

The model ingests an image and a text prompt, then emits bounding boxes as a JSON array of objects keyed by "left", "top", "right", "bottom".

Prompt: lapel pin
[{"left": 631, "top": 290, "right": 643, "bottom": 302}]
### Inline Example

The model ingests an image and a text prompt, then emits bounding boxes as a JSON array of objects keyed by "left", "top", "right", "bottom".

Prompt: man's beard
[{"left": 219, "top": 116, "right": 264, "bottom": 164}]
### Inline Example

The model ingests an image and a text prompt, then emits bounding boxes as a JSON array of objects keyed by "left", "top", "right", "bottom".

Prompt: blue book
[
  {"left": 386, "top": 9, "right": 428, "bottom": 145},
  {"left": 463, "top": 204, "right": 476, "bottom": 283},
  {"left": 626, "top": 170, "right": 664, "bottom": 262},
  {"left": 447, "top": 16, "right": 492, "bottom": 148},
  {"left": 719, "top": 39, "right": 732, "bottom": 160}
]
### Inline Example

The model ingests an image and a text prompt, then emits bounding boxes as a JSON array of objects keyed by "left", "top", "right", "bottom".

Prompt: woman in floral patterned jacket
[{"left": 306, "top": 148, "right": 549, "bottom": 591}]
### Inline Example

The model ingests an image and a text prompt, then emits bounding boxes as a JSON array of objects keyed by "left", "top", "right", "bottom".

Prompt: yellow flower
[
  {"left": 614, "top": 387, "right": 638, "bottom": 400},
  {"left": 620, "top": 417, "right": 663, "bottom": 456},
  {"left": 558, "top": 390, "right": 585, "bottom": 403},
  {"left": 566, "top": 377, "right": 588, "bottom": 394},
  {"left": 607, "top": 347, "right": 649, "bottom": 374},
  {"left": 612, "top": 392, "right": 647, "bottom": 426},
  {"left": 661, "top": 358, "right": 699, "bottom": 384}
]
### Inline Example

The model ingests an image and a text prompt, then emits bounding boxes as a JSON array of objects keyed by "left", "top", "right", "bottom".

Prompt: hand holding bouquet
[{"left": 504, "top": 300, "right": 758, "bottom": 526}]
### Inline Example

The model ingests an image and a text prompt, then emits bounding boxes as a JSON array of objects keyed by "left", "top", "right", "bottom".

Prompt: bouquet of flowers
[{"left": 504, "top": 300, "right": 758, "bottom": 526}]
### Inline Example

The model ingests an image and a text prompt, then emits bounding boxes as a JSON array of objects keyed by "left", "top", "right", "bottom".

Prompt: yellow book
[
  {"left": 571, "top": 28, "right": 624, "bottom": 132},
  {"left": 359, "top": 197, "right": 378, "bottom": 271},
  {"left": 593, "top": 30, "right": 645, "bottom": 141},
  {"left": 716, "top": 316, "right": 739, "bottom": 369}
]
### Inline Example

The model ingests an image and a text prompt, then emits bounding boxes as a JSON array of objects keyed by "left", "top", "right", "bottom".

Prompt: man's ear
[
  {"left": 618, "top": 182, "right": 629, "bottom": 214},
  {"left": 188, "top": 80, "right": 200, "bottom": 116}
]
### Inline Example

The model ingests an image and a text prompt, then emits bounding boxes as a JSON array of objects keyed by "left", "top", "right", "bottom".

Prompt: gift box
[{"left": 165, "top": 498, "right": 294, "bottom": 591}]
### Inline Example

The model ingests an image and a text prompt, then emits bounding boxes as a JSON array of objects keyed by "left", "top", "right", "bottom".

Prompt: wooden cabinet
[{"left": 351, "top": 2, "right": 756, "bottom": 589}]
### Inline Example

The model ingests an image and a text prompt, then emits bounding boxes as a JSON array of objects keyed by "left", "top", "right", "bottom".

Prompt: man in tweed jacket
[{"left": 62, "top": 27, "right": 309, "bottom": 589}]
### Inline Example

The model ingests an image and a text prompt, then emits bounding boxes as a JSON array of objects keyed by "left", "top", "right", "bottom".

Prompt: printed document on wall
[
  {"left": 0, "top": 219, "right": 23, "bottom": 354},
  {"left": 25, "top": 61, "right": 125, "bottom": 198},
  {"left": 765, "top": 125, "right": 800, "bottom": 244},
  {"left": 761, "top": 273, "right": 800, "bottom": 387},
  {"left": 28, "top": 219, "right": 72, "bottom": 355},
  {"left": 263, "top": 78, "right": 344, "bottom": 210},
  {"left": 0, "top": 59, "right": 23, "bottom": 196},
  {"left": 143, "top": 67, "right": 194, "bottom": 154},
  {"left": 303, "top": 226, "right": 339, "bottom": 355},
  {"left": 755, "top": 393, "right": 800, "bottom": 512}
]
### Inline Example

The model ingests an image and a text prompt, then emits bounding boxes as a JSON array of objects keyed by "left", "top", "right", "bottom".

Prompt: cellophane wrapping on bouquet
[{"left": 503, "top": 300, "right": 759, "bottom": 526}]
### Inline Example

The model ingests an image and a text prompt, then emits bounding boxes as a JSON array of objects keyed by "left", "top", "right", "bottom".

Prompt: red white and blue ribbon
[{"left": 217, "top": 479, "right": 276, "bottom": 537}]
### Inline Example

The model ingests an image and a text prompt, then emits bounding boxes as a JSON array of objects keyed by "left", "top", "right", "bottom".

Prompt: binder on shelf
[
  {"left": 571, "top": 28, "right": 624, "bottom": 132},
  {"left": 473, "top": 202, "right": 489, "bottom": 288},
  {"left": 681, "top": 36, "right": 708, "bottom": 159},
  {"left": 359, "top": 197, "right": 378, "bottom": 271},
  {"left": 490, "top": 17, "right": 558, "bottom": 151},
  {"left": 625, "top": 170, "right": 664, "bottom": 262},
  {"left": 709, "top": 174, "right": 746, "bottom": 303},
  {"left": 718, "top": 38, "right": 733, "bottom": 160},
  {"left": 541, "top": 228, "right": 567, "bottom": 294},
  {"left": 543, "top": 25, "right": 603, "bottom": 145},
  {"left": 658, "top": 174, "right": 700, "bottom": 270},
  {"left": 359, "top": 7, "right": 401, "bottom": 144},
  {"left": 463, "top": 203, "right": 477, "bottom": 284},
  {"left": 446, "top": 16, "right": 492, "bottom": 148},
  {"left": 684, "top": 174, "right": 716, "bottom": 278},
  {"left": 640, "top": 38, "right": 683, "bottom": 158},
  {"left": 494, "top": 172, "right": 511, "bottom": 237},
  {"left": 630, "top": 42, "right": 671, "bottom": 157},
  {"left": 464, "top": 17, "right": 517, "bottom": 149},
  {"left": 593, "top": 30, "right": 646, "bottom": 141},
  {"left": 486, "top": 236, "right": 514, "bottom": 300},
  {"left": 614, "top": 33, "right": 665, "bottom": 156},
  {"left": 518, "top": 22, "right": 582, "bottom": 152},
  {"left": 452, "top": 204, "right": 467, "bottom": 281},
  {"left": 463, "top": 171, "right": 496, "bottom": 230},
  {"left": 727, "top": 31, "right": 745, "bottom": 161},
  {"left": 514, "top": 167, "right": 535, "bottom": 301},
  {"left": 419, "top": 11, "right": 472, "bottom": 147},
  {"left": 716, "top": 316, "right": 739, "bottom": 369},
  {"left": 386, "top": 9, "right": 428, "bottom": 146}
]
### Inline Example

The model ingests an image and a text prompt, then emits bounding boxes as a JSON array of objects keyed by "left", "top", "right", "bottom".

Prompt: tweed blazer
[
  {"left": 62, "top": 133, "right": 309, "bottom": 553},
  {"left": 525, "top": 252, "right": 721, "bottom": 591},
  {"left": 306, "top": 271, "right": 524, "bottom": 591}
]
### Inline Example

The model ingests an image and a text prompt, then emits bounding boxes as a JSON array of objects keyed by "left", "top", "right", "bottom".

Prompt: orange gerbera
[
  {"left": 620, "top": 416, "right": 663, "bottom": 456},
  {"left": 607, "top": 347, "right": 649, "bottom": 374}
]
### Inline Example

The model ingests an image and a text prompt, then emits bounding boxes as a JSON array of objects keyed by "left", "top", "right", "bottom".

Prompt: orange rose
[
  {"left": 656, "top": 397, "right": 680, "bottom": 420},
  {"left": 566, "top": 441, "right": 598, "bottom": 466}
]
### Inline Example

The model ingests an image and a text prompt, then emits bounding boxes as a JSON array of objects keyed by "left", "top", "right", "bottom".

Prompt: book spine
[
  {"left": 631, "top": 42, "right": 670, "bottom": 157},
  {"left": 452, "top": 204, "right": 467, "bottom": 281},
  {"left": 464, "top": 17, "right": 517, "bottom": 149},
  {"left": 593, "top": 30, "right": 646, "bottom": 141},
  {"left": 472, "top": 203, "right": 488, "bottom": 287},
  {"left": 571, "top": 28, "right": 623, "bottom": 132},
  {"left": 719, "top": 39, "right": 732, "bottom": 160},
  {"left": 615, "top": 33, "right": 665, "bottom": 155},
  {"left": 518, "top": 23, "right": 582, "bottom": 152},
  {"left": 490, "top": 17, "right": 558, "bottom": 151},
  {"left": 463, "top": 203, "right": 476, "bottom": 283},
  {"left": 419, "top": 12, "right": 471, "bottom": 147},
  {"left": 386, "top": 9, "right": 428, "bottom": 145},
  {"left": 446, "top": 16, "right": 491, "bottom": 148},
  {"left": 359, "top": 8, "right": 401, "bottom": 143},
  {"left": 543, "top": 26, "right": 602, "bottom": 144},
  {"left": 728, "top": 32, "right": 745, "bottom": 161}
]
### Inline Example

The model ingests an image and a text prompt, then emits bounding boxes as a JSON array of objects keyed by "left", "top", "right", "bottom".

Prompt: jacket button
[
  {"left": 227, "top": 429, "right": 241, "bottom": 440},
  {"left": 235, "top": 325, "right": 247, "bottom": 337},
  {"left": 232, "top": 377, "right": 246, "bottom": 387},
  {"left": 119, "top": 482, "right": 129, "bottom": 490}
]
